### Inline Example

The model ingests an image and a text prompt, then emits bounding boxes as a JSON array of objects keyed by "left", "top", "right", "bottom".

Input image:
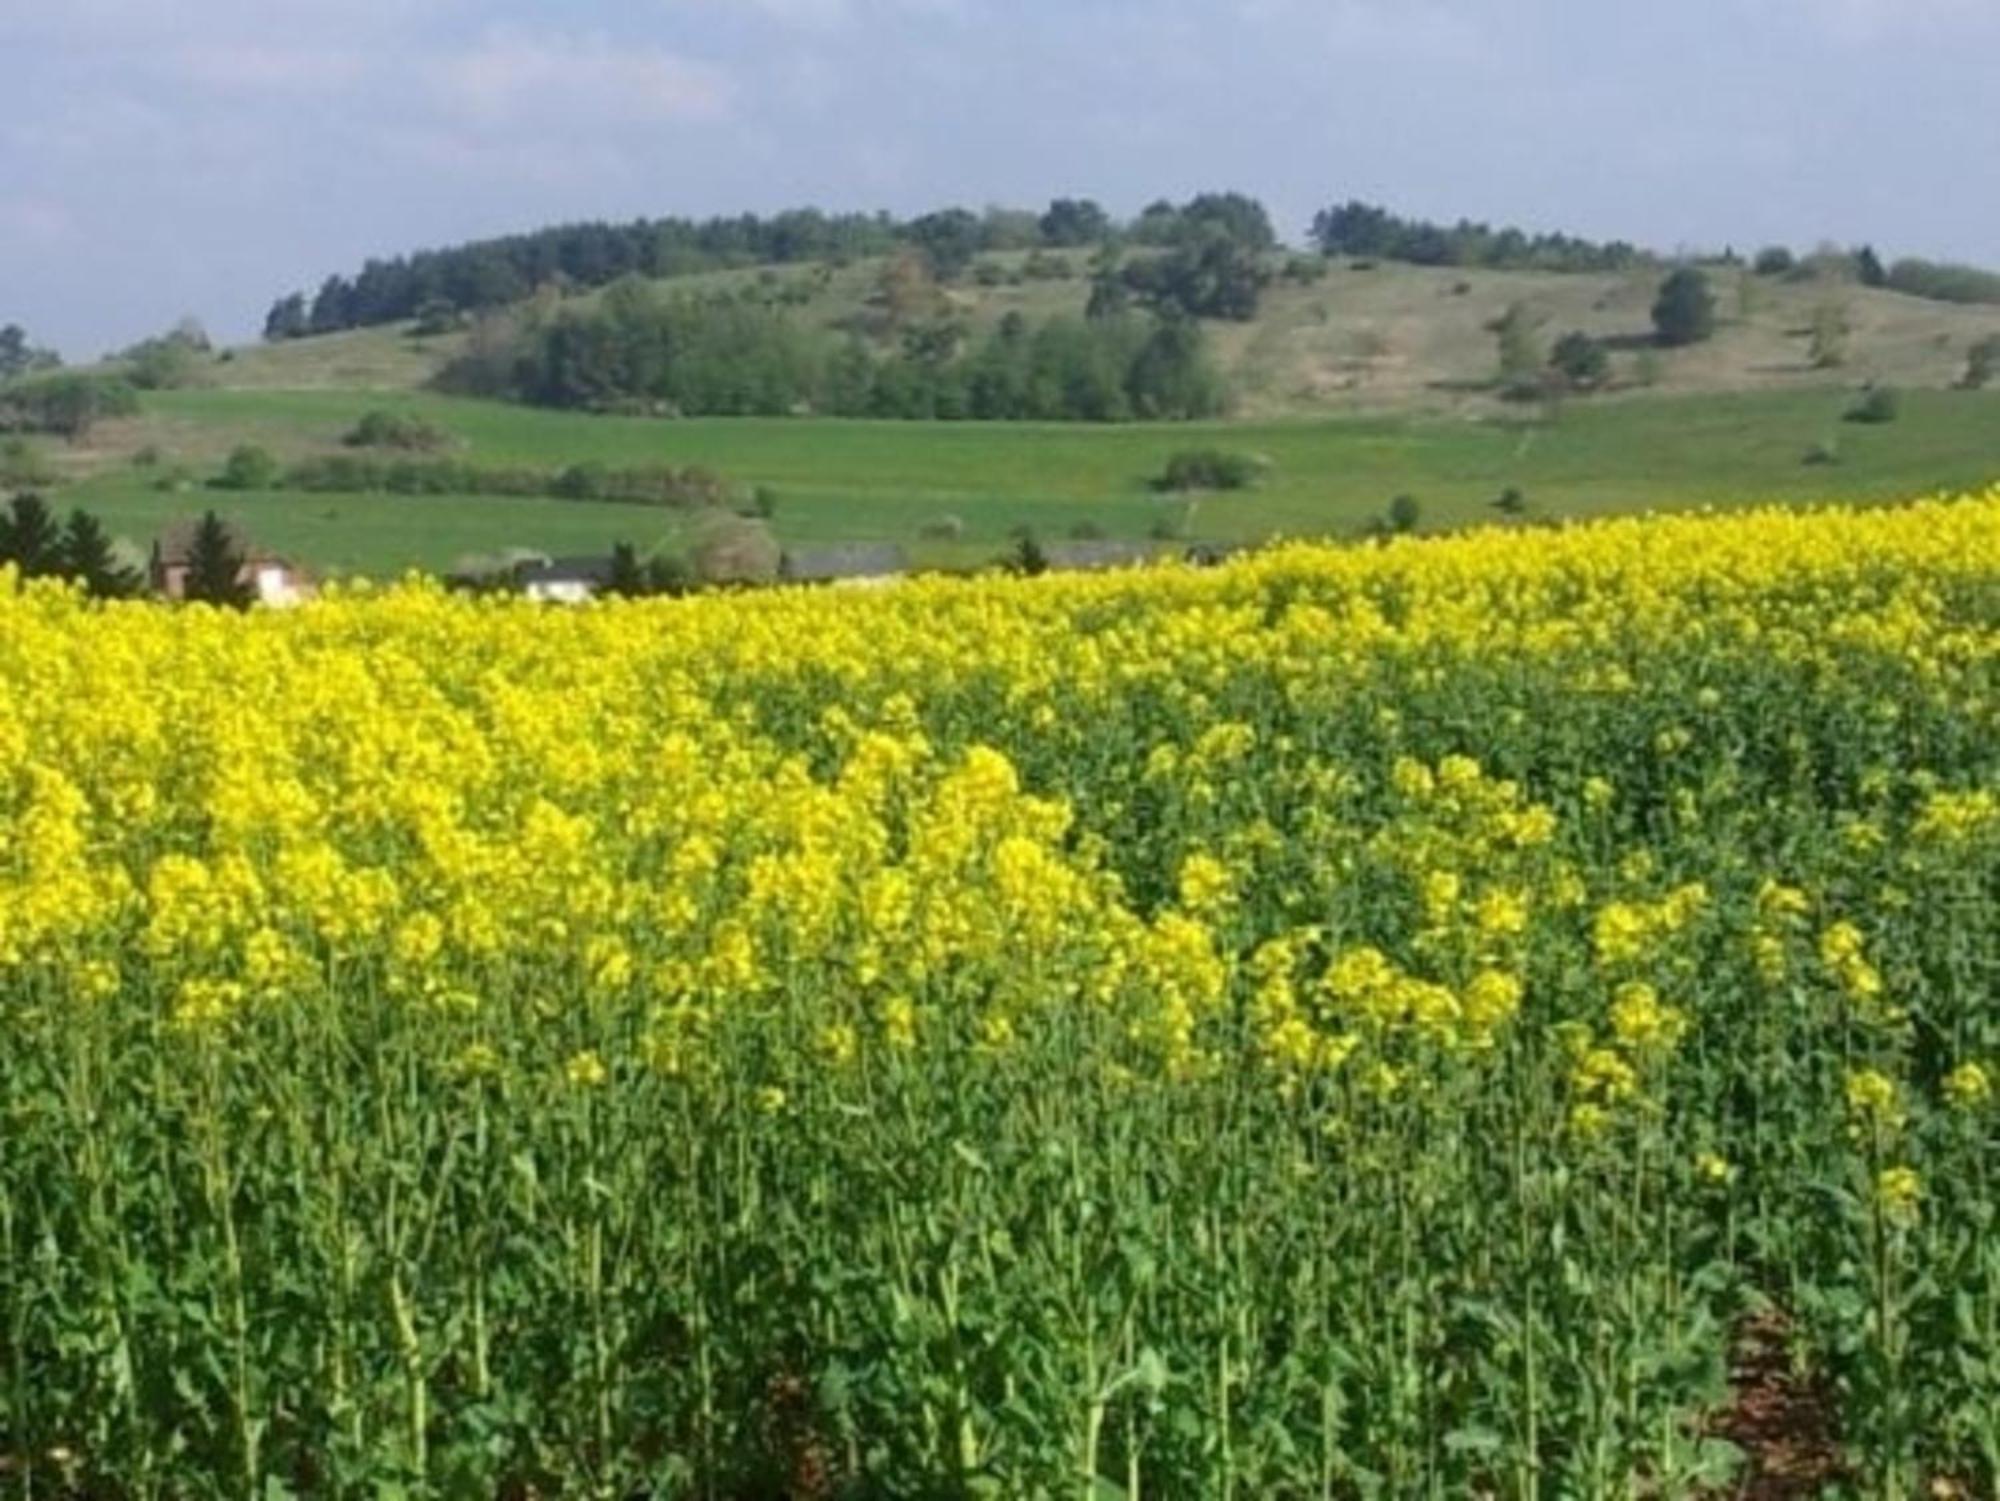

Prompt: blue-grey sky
[{"left": 4, "top": 0, "right": 1996, "bottom": 357}]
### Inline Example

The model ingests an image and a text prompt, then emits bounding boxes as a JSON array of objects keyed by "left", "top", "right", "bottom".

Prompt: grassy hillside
[
  {"left": 211, "top": 252, "right": 2000, "bottom": 418},
  {"left": 53, "top": 385, "right": 2000, "bottom": 576}
]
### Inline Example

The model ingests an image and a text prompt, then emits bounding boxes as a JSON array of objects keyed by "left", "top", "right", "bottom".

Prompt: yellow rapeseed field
[{"left": 2, "top": 492, "right": 1997, "bottom": 1497}]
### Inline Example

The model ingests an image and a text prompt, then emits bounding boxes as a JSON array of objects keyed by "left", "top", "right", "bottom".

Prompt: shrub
[
  {"left": 1550, "top": 332, "right": 1610, "bottom": 391},
  {"left": 918, "top": 515, "right": 965, "bottom": 542},
  {"left": 1962, "top": 335, "right": 2000, "bottom": 390},
  {"left": 1005, "top": 529, "right": 1048, "bottom": 576},
  {"left": 688, "top": 514, "right": 780, "bottom": 585},
  {"left": 344, "top": 411, "right": 452, "bottom": 452},
  {"left": 1154, "top": 449, "right": 1257, "bottom": 493},
  {"left": 1886, "top": 258, "right": 2000, "bottom": 306},
  {"left": 1753, "top": 246, "right": 1796, "bottom": 277},
  {"left": 122, "top": 336, "right": 208, "bottom": 392},
  {"left": 1651, "top": 268, "right": 1716, "bottom": 347},
  {"left": 0, "top": 373, "right": 141, "bottom": 440},
  {"left": 1387, "top": 494, "right": 1422, "bottom": 534},
  {"left": 1809, "top": 302, "right": 1851, "bottom": 370},
  {"left": 1843, "top": 386, "right": 1901, "bottom": 425},
  {"left": 213, "top": 444, "right": 281, "bottom": 491},
  {"left": 0, "top": 437, "right": 55, "bottom": 487}
]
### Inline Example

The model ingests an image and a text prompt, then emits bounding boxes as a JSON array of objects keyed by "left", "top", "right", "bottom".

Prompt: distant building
[
  {"left": 1041, "top": 540, "right": 1158, "bottom": 573},
  {"left": 149, "top": 522, "right": 311, "bottom": 606},
  {"left": 780, "top": 543, "right": 910, "bottom": 587},
  {"left": 519, "top": 556, "right": 614, "bottom": 604}
]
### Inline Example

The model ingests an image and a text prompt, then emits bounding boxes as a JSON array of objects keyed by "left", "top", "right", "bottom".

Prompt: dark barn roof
[
  {"left": 151, "top": 520, "right": 285, "bottom": 568},
  {"left": 1041, "top": 540, "right": 1158, "bottom": 572},
  {"left": 780, "top": 544, "right": 909, "bottom": 583}
]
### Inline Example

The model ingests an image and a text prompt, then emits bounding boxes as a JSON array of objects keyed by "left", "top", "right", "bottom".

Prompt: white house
[{"left": 519, "top": 557, "right": 614, "bottom": 604}]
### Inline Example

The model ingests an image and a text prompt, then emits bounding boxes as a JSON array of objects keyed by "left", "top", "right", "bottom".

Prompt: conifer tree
[
  {"left": 0, "top": 492, "right": 63, "bottom": 575},
  {"left": 183, "top": 510, "right": 252, "bottom": 608},
  {"left": 59, "top": 508, "right": 143, "bottom": 598}
]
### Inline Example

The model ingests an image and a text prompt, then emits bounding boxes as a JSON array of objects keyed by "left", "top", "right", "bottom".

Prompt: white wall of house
[
  {"left": 524, "top": 578, "right": 598, "bottom": 605},
  {"left": 252, "top": 565, "right": 306, "bottom": 608}
]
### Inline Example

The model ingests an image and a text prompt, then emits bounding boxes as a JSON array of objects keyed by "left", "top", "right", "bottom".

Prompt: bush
[
  {"left": 1886, "top": 258, "right": 2000, "bottom": 306},
  {"left": 688, "top": 514, "right": 780, "bottom": 585},
  {"left": 285, "top": 455, "right": 734, "bottom": 507},
  {"left": 1153, "top": 449, "right": 1257, "bottom": 493},
  {"left": 0, "top": 373, "right": 141, "bottom": 440},
  {"left": 1651, "top": 268, "right": 1717, "bottom": 347},
  {"left": 345, "top": 411, "right": 452, "bottom": 452},
  {"left": 1843, "top": 386, "right": 1901, "bottom": 425},
  {"left": 1962, "top": 335, "right": 2000, "bottom": 390},
  {"left": 1387, "top": 494, "right": 1422, "bottom": 534},
  {"left": 1550, "top": 332, "right": 1610, "bottom": 391},
  {"left": 1753, "top": 246, "right": 1796, "bottom": 277},
  {"left": 122, "top": 336, "right": 208, "bottom": 392},
  {"left": 1809, "top": 302, "right": 1851, "bottom": 370},
  {"left": 0, "top": 437, "right": 55, "bottom": 487},
  {"left": 918, "top": 515, "right": 965, "bottom": 542},
  {"left": 213, "top": 444, "right": 281, "bottom": 491}
]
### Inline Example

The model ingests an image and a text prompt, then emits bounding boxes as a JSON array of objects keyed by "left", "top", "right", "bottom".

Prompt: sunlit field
[{"left": 2, "top": 491, "right": 1997, "bottom": 1496}]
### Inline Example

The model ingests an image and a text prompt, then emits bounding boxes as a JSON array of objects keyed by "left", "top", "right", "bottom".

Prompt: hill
[
  {"left": 14, "top": 206, "right": 1999, "bottom": 580},
  {"left": 215, "top": 250, "right": 2000, "bottom": 419}
]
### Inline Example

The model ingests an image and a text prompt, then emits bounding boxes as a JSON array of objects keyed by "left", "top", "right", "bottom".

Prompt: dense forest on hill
[
  {"left": 261, "top": 193, "right": 1667, "bottom": 339},
  {"left": 262, "top": 190, "right": 2000, "bottom": 358}
]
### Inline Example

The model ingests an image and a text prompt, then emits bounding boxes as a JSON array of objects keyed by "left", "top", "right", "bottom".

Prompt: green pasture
[{"left": 60, "top": 385, "right": 2000, "bottom": 576}]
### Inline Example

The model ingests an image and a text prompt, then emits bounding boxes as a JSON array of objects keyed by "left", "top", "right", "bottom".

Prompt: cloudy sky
[{"left": 4, "top": 0, "right": 1996, "bottom": 356}]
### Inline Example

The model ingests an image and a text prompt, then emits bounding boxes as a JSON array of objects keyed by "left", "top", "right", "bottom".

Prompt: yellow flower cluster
[{"left": 0, "top": 488, "right": 1995, "bottom": 1142}]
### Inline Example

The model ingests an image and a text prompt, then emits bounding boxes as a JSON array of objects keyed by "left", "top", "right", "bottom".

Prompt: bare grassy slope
[{"left": 215, "top": 253, "right": 2000, "bottom": 418}]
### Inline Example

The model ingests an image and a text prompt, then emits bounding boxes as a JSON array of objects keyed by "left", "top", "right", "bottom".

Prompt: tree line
[
  {"left": 262, "top": 194, "right": 1280, "bottom": 338},
  {"left": 0, "top": 373, "right": 142, "bottom": 440},
  {"left": 1309, "top": 201, "right": 1648, "bottom": 271},
  {"left": 444, "top": 280, "right": 1228, "bottom": 422},
  {"left": 0, "top": 492, "right": 143, "bottom": 598}
]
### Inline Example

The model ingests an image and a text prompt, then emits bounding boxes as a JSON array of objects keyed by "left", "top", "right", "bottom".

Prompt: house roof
[
  {"left": 519, "top": 556, "right": 615, "bottom": 585},
  {"left": 1041, "top": 540, "right": 1158, "bottom": 572},
  {"left": 780, "top": 543, "right": 909, "bottom": 582},
  {"left": 151, "top": 519, "right": 286, "bottom": 569}
]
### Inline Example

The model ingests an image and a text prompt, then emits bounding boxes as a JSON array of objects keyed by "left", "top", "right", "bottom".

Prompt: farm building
[
  {"left": 519, "top": 556, "right": 615, "bottom": 603},
  {"left": 780, "top": 544, "right": 910, "bottom": 587},
  {"left": 1042, "top": 540, "right": 1159, "bottom": 572},
  {"left": 149, "top": 522, "right": 311, "bottom": 606}
]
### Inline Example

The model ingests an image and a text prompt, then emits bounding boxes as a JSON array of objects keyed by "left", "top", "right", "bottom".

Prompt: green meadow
[{"left": 60, "top": 384, "right": 2000, "bottom": 576}]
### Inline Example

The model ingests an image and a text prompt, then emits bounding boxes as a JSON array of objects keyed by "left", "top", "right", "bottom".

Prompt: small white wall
[
  {"left": 252, "top": 566, "right": 305, "bottom": 608},
  {"left": 525, "top": 579, "right": 598, "bottom": 605}
]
